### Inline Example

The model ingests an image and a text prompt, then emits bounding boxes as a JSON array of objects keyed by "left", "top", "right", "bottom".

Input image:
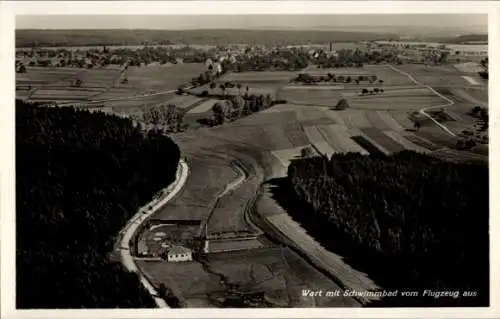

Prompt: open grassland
[
  {"left": 454, "top": 62, "right": 483, "bottom": 73},
  {"left": 119, "top": 64, "right": 207, "bottom": 91},
  {"left": 163, "top": 95, "right": 204, "bottom": 109},
  {"left": 138, "top": 260, "right": 225, "bottom": 304},
  {"left": 221, "top": 71, "right": 299, "bottom": 83},
  {"left": 17, "top": 67, "right": 79, "bottom": 85},
  {"left": 396, "top": 64, "right": 485, "bottom": 87},
  {"left": 207, "top": 178, "right": 259, "bottom": 233},
  {"left": 280, "top": 87, "right": 444, "bottom": 110},
  {"left": 209, "top": 239, "right": 265, "bottom": 253},
  {"left": 101, "top": 94, "right": 176, "bottom": 108},
  {"left": 75, "top": 68, "right": 122, "bottom": 88},
  {"left": 187, "top": 99, "right": 218, "bottom": 114},
  {"left": 29, "top": 88, "right": 105, "bottom": 101},
  {"left": 156, "top": 153, "right": 240, "bottom": 221},
  {"left": 90, "top": 87, "right": 150, "bottom": 100}
]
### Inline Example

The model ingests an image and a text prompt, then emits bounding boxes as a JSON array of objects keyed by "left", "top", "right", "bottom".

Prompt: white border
[{"left": 1, "top": 2, "right": 499, "bottom": 319}]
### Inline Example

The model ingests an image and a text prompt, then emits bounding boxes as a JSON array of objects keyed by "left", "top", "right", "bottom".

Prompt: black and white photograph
[{"left": 1, "top": 1, "right": 499, "bottom": 317}]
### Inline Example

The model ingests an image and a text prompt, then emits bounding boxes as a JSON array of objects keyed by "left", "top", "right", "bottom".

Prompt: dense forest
[
  {"left": 16, "top": 100, "right": 180, "bottom": 308},
  {"left": 285, "top": 151, "right": 489, "bottom": 306},
  {"left": 16, "top": 29, "right": 398, "bottom": 47}
]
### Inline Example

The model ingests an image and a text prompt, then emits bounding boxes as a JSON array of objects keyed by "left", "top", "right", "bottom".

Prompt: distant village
[{"left": 15, "top": 40, "right": 487, "bottom": 74}]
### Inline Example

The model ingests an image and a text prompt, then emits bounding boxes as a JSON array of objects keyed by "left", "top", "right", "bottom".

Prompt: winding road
[
  {"left": 118, "top": 159, "right": 189, "bottom": 308},
  {"left": 388, "top": 65, "right": 457, "bottom": 137}
]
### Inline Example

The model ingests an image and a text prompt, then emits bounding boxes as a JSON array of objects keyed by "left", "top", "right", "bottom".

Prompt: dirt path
[
  {"left": 56, "top": 89, "right": 177, "bottom": 107},
  {"left": 388, "top": 65, "right": 457, "bottom": 138},
  {"left": 118, "top": 159, "right": 189, "bottom": 308}
]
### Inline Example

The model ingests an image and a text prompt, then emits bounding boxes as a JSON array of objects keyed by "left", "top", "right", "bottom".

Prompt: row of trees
[
  {"left": 360, "top": 88, "right": 384, "bottom": 95},
  {"left": 210, "top": 93, "right": 274, "bottom": 125},
  {"left": 16, "top": 100, "right": 181, "bottom": 308},
  {"left": 294, "top": 73, "right": 384, "bottom": 85},
  {"left": 285, "top": 151, "right": 488, "bottom": 306}
]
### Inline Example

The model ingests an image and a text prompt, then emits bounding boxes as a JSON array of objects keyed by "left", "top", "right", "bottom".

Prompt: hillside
[{"left": 16, "top": 100, "right": 180, "bottom": 308}]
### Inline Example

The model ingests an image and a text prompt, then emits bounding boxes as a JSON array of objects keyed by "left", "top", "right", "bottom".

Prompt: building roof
[{"left": 167, "top": 245, "right": 191, "bottom": 255}]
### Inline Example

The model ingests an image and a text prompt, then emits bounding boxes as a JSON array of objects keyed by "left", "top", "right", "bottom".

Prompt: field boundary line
[
  {"left": 388, "top": 65, "right": 457, "bottom": 137},
  {"left": 56, "top": 89, "right": 177, "bottom": 107},
  {"left": 119, "top": 159, "right": 189, "bottom": 308}
]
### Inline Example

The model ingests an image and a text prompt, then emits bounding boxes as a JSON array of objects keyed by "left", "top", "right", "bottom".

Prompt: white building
[{"left": 167, "top": 245, "right": 193, "bottom": 262}]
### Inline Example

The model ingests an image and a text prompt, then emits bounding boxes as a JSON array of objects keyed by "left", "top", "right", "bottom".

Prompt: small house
[{"left": 167, "top": 245, "right": 192, "bottom": 262}]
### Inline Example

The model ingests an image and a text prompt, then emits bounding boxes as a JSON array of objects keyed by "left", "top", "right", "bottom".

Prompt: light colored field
[
  {"left": 282, "top": 122, "right": 311, "bottom": 147},
  {"left": 348, "top": 94, "right": 445, "bottom": 110},
  {"left": 320, "top": 124, "right": 369, "bottom": 154},
  {"left": 164, "top": 155, "right": 240, "bottom": 215},
  {"left": 90, "top": 87, "right": 146, "bottom": 100},
  {"left": 375, "top": 111, "right": 406, "bottom": 132},
  {"left": 303, "top": 125, "right": 325, "bottom": 143},
  {"left": 260, "top": 125, "right": 295, "bottom": 150},
  {"left": 461, "top": 76, "right": 481, "bottom": 86},
  {"left": 209, "top": 239, "right": 264, "bottom": 253},
  {"left": 338, "top": 110, "right": 371, "bottom": 128},
  {"left": 279, "top": 87, "right": 439, "bottom": 109},
  {"left": 283, "top": 85, "right": 345, "bottom": 90},
  {"left": 383, "top": 131, "right": 430, "bottom": 153},
  {"left": 164, "top": 95, "right": 203, "bottom": 109},
  {"left": 454, "top": 62, "right": 483, "bottom": 73},
  {"left": 361, "top": 127, "right": 406, "bottom": 153},
  {"left": 187, "top": 99, "right": 218, "bottom": 114},
  {"left": 301, "top": 66, "right": 375, "bottom": 75},
  {"left": 207, "top": 182, "right": 256, "bottom": 233},
  {"left": 395, "top": 64, "right": 477, "bottom": 86},
  {"left": 313, "top": 141, "right": 337, "bottom": 158},
  {"left": 261, "top": 103, "right": 297, "bottom": 113},
  {"left": 388, "top": 111, "right": 414, "bottom": 130},
  {"left": 138, "top": 260, "right": 225, "bottom": 300},
  {"left": 120, "top": 64, "right": 207, "bottom": 91},
  {"left": 17, "top": 68, "right": 78, "bottom": 83},
  {"left": 271, "top": 146, "right": 308, "bottom": 167},
  {"left": 101, "top": 94, "right": 176, "bottom": 108},
  {"left": 29, "top": 89, "right": 101, "bottom": 100},
  {"left": 296, "top": 108, "right": 330, "bottom": 122},
  {"left": 277, "top": 88, "right": 342, "bottom": 105},
  {"left": 221, "top": 71, "right": 299, "bottom": 82}
]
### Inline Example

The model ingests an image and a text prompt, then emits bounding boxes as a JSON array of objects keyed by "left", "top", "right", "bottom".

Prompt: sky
[{"left": 16, "top": 14, "right": 487, "bottom": 33}]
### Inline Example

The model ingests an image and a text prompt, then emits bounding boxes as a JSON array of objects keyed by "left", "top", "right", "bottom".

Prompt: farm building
[{"left": 167, "top": 245, "right": 193, "bottom": 263}]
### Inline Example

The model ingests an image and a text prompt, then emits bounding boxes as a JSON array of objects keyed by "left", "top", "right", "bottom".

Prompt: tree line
[
  {"left": 16, "top": 100, "right": 181, "bottom": 308},
  {"left": 286, "top": 151, "right": 489, "bottom": 306},
  {"left": 207, "top": 93, "right": 276, "bottom": 126}
]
